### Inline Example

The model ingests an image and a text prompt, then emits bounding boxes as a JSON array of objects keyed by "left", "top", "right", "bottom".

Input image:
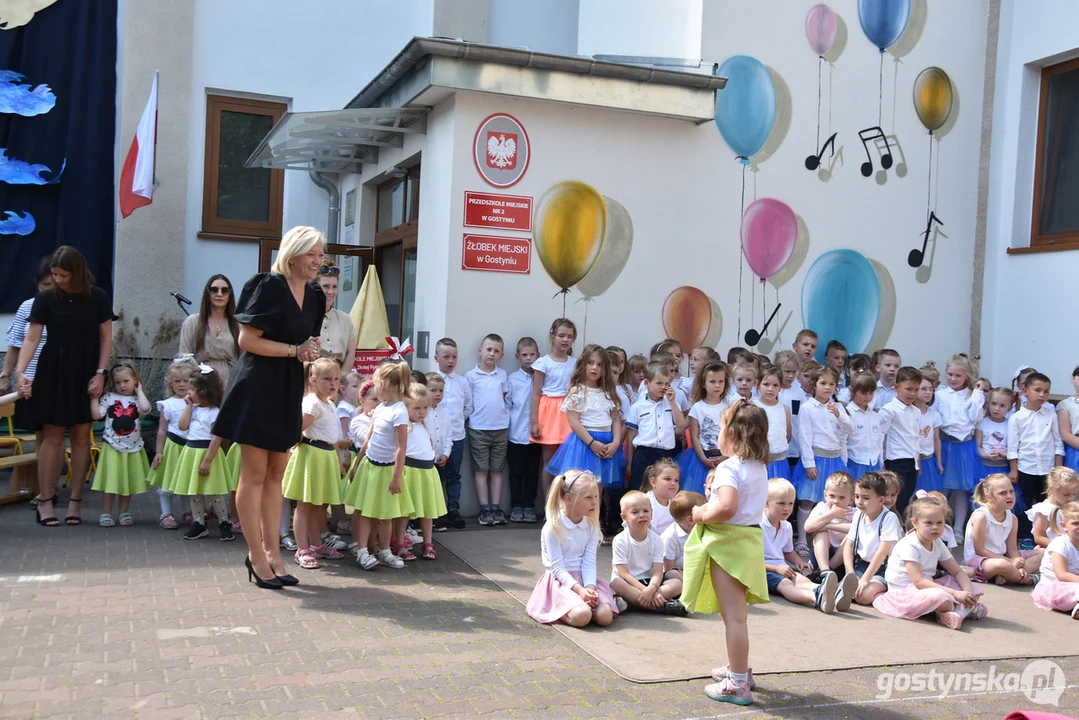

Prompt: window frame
[
  {"left": 200, "top": 94, "right": 287, "bottom": 242},
  {"left": 1029, "top": 56, "right": 1079, "bottom": 250}
]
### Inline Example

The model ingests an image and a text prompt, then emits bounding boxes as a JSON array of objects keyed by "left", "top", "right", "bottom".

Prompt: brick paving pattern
[{"left": 0, "top": 492, "right": 1076, "bottom": 719}]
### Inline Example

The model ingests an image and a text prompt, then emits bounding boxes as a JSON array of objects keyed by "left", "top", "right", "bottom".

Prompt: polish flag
[{"left": 119, "top": 71, "right": 158, "bottom": 219}]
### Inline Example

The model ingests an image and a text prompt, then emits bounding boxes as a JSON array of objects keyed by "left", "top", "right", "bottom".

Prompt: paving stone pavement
[{"left": 0, "top": 490, "right": 1076, "bottom": 720}]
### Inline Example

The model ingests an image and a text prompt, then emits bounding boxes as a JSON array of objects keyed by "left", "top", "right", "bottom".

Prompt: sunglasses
[
  {"left": 319, "top": 266, "right": 340, "bottom": 276},
  {"left": 208, "top": 286, "right": 231, "bottom": 295}
]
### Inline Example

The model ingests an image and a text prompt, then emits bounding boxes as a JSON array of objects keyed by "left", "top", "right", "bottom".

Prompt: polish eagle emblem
[{"left": 486, "top": 131, "right": 517, "bottom": 170}]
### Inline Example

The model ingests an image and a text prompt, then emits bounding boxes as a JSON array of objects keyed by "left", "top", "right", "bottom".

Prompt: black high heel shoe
[
  {"left": 244, "top": 557, "right": 283, "bottom": 589},
  {"left": 275, "top": 572, "right": 300, "bottom": 586},
  {"left": 36, "top": 495, "right": 61, "bottom": 527}
]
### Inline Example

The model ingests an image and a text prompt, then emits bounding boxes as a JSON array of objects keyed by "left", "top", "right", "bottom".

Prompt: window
[
  {"left": 201, "top": 94, "right": 286, "bottom": 241},
  {"left": 1031, "top": 57, "right": 1079, "bottom": 249},
  {"left": 374, "top": 166, "right": 420, "bottom": 339}
]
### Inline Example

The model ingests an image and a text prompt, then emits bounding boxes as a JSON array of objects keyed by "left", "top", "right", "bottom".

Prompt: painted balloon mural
[
  {"left": 805, "top": 4, "right": 839, "bottom": 174},
  {"left": 741, "top": 198, "right": 797, "bottom": 282},
  {"left": 714, "top": 55, "right": 776, "bottom": 165},
  {"left": 801, "top": 249, "right": 880, "bottom": 363},
  {"left": 533, "top": 181, "right": 606, "bottom": 298},
  {"left": 857, "top": 0, "right": 911, "bottom": 53},
  {"left": 576, "top": 196, "right": 633, "bottom": 300},
  {"left": 908, "top": 67, "right": 954, "bottom": 270},
  {"left": 662, "top": 286, "right": 720, "bottom": 352}
]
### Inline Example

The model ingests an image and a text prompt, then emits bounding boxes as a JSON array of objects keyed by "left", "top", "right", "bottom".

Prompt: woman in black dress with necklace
[
  {"left": 15, "top": 246, "right": 114, "bottom": 526},
  {"left": 214, "top": 226, "right": 325, "bottom": 589}
]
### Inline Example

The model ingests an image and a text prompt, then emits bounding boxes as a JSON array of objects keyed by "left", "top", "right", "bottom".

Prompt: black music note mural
[
  {"left": 745, "top": 303, "right": 781, "bottom": 348},
  {"left": 908, "top": 212, "right": 943, "bottom": 268},
  {"left": 805, "top": 132, "right": 837, "bottom": 171},
  {"left": 857, "top": 126, "right": 893, "bottom": 177}
]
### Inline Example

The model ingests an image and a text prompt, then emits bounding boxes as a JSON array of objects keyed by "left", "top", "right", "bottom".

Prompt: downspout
[{"left": 308, "top": 171, "right": 340, "bottom": 245}]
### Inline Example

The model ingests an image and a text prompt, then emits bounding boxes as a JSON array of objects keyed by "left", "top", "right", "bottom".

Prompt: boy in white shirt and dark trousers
[
  {"left": 466, "top": 334, "right": 510, "bottom": 526},
  {"left": 1008, "top": 372, "right": 1064, "bottom": 537},
  {"left": 624, "top": 363, "right": 686, "bottom": 524},
  {"left": 506, "top": 338, "right": 540, "bottom": 523},
  {"left": 877, "top": 366, "right": 922, "bottom": 516},
  {"left": 434, "top": 338, "right": 471, "bottom": 530}
]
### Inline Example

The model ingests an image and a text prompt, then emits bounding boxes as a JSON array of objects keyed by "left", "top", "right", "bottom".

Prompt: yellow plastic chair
[{"left": 0, "top": 402, "right": 33, "bottom": 455}]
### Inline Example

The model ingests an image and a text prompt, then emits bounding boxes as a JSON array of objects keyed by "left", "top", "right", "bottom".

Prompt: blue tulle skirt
[
  {"left": 941, "top": 438, "right": 979, "bottom": 492},
  {"left": 545, "top": 430, "right": 625, "bottom": 489},
  {"left": 846, "top": 459, "right": 881, "bottom": 480},
  {"left": 793, "top": 456, "right": 848, "bottom": 503},
  {"left": 976, "top": 462, "right": 1009, "bottom": 487},
  {"left": 915, "top": 457, "right": 945, "bottom": 494},
  {"left": 766, "top": 459, "right": 792, "bottom": 480},
  {"left": 1065, "top": 445, "right": 1079, "bottom": 473},
  {"left": 676, "top": 448, "right": 717, "bottom": 496}
]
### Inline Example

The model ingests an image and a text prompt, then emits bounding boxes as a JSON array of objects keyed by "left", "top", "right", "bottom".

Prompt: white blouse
[
  {"left": 366, "top": 402, "right": 409, "bottom": 464},
  {"left": 753, "top": 399, "right": 789, "bottom": 456},
  {"left": 560, "top": 386, "right": 616, "bottom": 429},
  {"left": 406, "top": 422, "right": 436, "bottom": 461},
  {"left": 918, "top": 406, "right": 942, "bottom": 457},
  {"left": 301, "top": 395, "right": 340, "bottom": 444},
  {"left": 1026, "top": 500, "right": 1062, "bottom": 542},
  {"left": 540, "top": 512, "right": 600, "bottom": 588},
  {"left": 533, "top": 355, "right": 574, "bottom": 397},
  {"left": 935, "top": 386, "right": 985, "bottom": 440},
  {"left": 1058, "top": 396, "right": 1079, "bottom": 435},
  {"left": 157, "top": 397, "right": 187, "bottom": 438},
  {"left": 796, "top": 398, "right": 854, "bottom": 467},
  {"left": 185, "top": 406, "right": 219, "bottom": 442},
  {"left": 963, "top": 506, "right": 1013, "bottom": 563}
]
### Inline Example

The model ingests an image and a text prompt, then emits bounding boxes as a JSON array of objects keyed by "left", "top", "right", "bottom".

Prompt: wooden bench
[{"left": 0, "top": 452, "right": 37, "bottom": 505}]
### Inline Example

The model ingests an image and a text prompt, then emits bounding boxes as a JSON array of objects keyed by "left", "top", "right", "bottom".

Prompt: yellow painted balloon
[
  {"left": 662, "top": 286, "right": 713, "bottom": 351},
  {"left": 913, "top": 67, "right": 953, "bottom": 132},
  {"left": 534, "top": 181, "right": 606, "bottom": 290}
]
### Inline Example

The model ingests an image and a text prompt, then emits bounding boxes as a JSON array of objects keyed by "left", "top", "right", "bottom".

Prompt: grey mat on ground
[{"left": 435, "top": 526, "right": 1079, "bottom": 683}]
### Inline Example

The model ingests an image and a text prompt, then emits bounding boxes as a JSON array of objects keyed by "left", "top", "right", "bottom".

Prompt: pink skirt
[
  {"left": 1032, "top": 580, "right": 1079, "bottom": 613},
  {"left": 873, "top": 575, "right": 983, "bottom": 620},
  {"left": 526, "top": 570, "right": 620, "bottom": 624},
  {"left": 969, "top": 549, "right": 1036, "bottom": 583},
  {"left": 530, "top": 395, "right": 571, "bottom": 446}
]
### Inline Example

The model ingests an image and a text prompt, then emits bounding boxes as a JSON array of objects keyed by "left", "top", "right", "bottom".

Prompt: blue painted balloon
[
  {"left": 714, "top": 55, "right": 776, "bottom": 165},
  {"left": 801, "top": 249, "right": 880, "bottom": 362},
  {"left": 857, "top": 0, "right": 911, "bottom": 52}
]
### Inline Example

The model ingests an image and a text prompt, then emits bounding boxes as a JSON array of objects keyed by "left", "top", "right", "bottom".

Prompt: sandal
[
  {"left": 421, "top": 543, "right": 437, "bottom": 560},
  {"left": 395, "top": 545, "right": 417, "bottom": 561},
  {"left": 794, "top": 541, "right": 811, "bottom": 556},
  {"left": 294, "top": 549, "right": 319, "bottom": 570},
  {"left": 65, "top": 498, "right": 83, "bottom": 525},
  {"left": 99, "top": 513, "right": 115, "bottom": 528},
  {"left": 159, "top": 513, "right": 178, "bottom": 529},
  {"left": 36, "top": 495, "right": 61, "bottom": 527},
  {"left": 118, "top": 512, "right": 134, "bottom": 527}
]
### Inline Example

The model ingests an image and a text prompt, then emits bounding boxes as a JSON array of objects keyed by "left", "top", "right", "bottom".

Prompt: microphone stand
[{"left": 174, "top": 295, "right": 190, "bottom": 317}]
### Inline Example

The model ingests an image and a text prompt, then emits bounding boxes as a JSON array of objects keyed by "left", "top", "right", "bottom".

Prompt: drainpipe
[{"left": 308, "top": 171, "right": 340, "bottom": 245}]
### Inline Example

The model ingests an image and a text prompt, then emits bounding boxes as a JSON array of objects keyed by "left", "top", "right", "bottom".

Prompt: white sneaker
[
  {"left": 376, "top": 548, "right": 405, "bottom": 569},
  {"left": 405, "top": 527, "right": 423, "bottom": 543},
  {"left": 355, "top": 547, "right": 378, "bottom": 571},
  {"left": 614, "top": 597, "right": 628, "bottom": 613},
  {"left": 320, "top": 532, "right": 349, "bottom": 551}
]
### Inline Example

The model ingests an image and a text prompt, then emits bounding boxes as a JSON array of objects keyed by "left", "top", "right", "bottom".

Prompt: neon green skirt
[
  {"left": 169, "top": 445, "right": 231, "bottom": 496},
  {"left": 282, "top": 443, "right": 343, "bottom": 506},
  {"left": 681, "top": 522, "right": 769, "bottom": 615},
  {"left": 225, "top": 442, "right": 242, "bottom": 488},
  {"left": 147, "top": 435, "right": 184, "bottom": 489},
  {"left": 406, "top": 464, "right": 447, "bottom": 520},
  {"left": 91, "top": 444, "right": 150, "bottom": 496},
  {"left": 342, "top": 457, "right": 414, "bottom": 519}
]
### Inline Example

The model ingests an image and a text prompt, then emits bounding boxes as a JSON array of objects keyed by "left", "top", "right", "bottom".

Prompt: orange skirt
[{"left": 530, "top": 395, "right": 571, "bottom": 446}]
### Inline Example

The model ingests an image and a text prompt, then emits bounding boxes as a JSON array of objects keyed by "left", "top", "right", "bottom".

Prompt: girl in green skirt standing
[
  {"left": 172, "top": 367, "right": 234, "bottom": 541},
  {"left": 91, "top": 362, "right": 152, "bottom": 527},
  {"left": 282, "top": 358, "right": 348, "bottom": 569}
]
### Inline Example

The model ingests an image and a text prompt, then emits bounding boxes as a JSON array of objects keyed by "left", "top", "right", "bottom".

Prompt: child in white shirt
[
  {"left": 877, "top": 366, "right": 923, "bottom": 516},
  {"left": 1031, "top": 502, "right": 1079, "bottom": 617},
  {"left": 610, "top": 491, "right": 685, "bottom": 614},
  {"left": 914, "top": 373, "right": 945, "bottom": 495},
  {"left": 434, "top": 338, "right": 471, "bottom": 529},
  {"left": 465, "top": 334, "right": 510, "bottom": 526},
  {"left": 805, "top": 470, "right": 855, "bottom": 577},
  {"left": 506, "top": 338, "right": 540, "bottom": 523},
  {"left": 842, "top": 472, "right": 902, "bottom": 606},
  {"left": 844, "top": 372, "right": 882, "bottom": 479},
  {"left": 643, "top": 458, "right": 680, "bottom": 535},
  {"left": 761, "top": 479, "right": 856, "bottom": 613},
  {"left": 1008, "top": 372, "right": 1065, "bottom": 538}
]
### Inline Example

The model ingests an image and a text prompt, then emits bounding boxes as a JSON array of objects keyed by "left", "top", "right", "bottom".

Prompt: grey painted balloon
[{"left": 577, "top": 196, "right": 633, "bottom": 300}]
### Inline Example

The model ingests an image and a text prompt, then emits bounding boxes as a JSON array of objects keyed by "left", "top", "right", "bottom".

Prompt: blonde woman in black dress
[{"left": 215, "top": 226, "right": 326, "bottom": 588}]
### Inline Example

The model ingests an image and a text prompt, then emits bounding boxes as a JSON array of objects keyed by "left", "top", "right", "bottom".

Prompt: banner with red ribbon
[{"left": 353, "top": 336, "right": 414, "bottom": 375}]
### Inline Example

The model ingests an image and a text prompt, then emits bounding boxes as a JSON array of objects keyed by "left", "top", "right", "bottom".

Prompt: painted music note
[
  {"left": 908, "top": 212, "right": 943, "bottom": 268},
  {"left": 805, "top": 132, "right": 838, "bottom": 171},
  {"left": 858, "top": 126, "right": 893, "bottom": 177},
  {"left": 744, "top": 303, "right": 781, "bottom": 348}
]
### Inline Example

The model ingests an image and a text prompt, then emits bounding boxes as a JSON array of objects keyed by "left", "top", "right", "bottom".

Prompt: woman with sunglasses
[
  {"left": 315, "top": 259, "right": 356, "bottom": 368},
  {"left": 178, "top": 275, "right": 240, "bottom": 385}
]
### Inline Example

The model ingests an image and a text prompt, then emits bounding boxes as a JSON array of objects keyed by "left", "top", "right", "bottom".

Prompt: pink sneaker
[
  {"left": 159, "top": 513, "right": 178, "bottom": 530},
  {"left": 704, "top": 677, "right": 753, "bottom": 706},
  {"left": 311, "top": 543, "right": 343, "bottom": 560}
]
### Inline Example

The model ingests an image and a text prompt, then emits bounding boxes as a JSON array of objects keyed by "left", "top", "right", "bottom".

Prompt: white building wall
[
  {"left": 577, "top": 0, "right": 702, "bottom": 60},
  {"left": 181, "top": 0, "right": 435, "bottom": 300},
  {"left": 488, "top": 0, "right": 579, "bottom": 56},
  {"left": 982, "top": 0, "right": 1079, "bottom": 389}
]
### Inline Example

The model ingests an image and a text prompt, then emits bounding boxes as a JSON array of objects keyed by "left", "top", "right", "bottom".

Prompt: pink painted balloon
[
  {"left": 741, "top": 198, "right": 797, "bottom": 281},
  {"left": 806, "top": 4, "right": 838, "bottom": 57}
]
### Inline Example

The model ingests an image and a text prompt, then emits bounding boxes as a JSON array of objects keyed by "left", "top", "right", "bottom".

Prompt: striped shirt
[{"left": 6, "top": 297, "right": 45, "bottom": 380}]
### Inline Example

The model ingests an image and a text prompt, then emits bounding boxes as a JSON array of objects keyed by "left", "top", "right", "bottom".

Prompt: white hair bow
[
  {"left": 914, "top": 489, "right": 929, "bottom": 499},
  {"left": 173, "top": 353, "right": 195, "bottom": 363},
  {"left": 198, "top": 363, "right": 214, "bottom": 375},
  {"left": 1012, "top": 364, "right": 1033, "bottom": 381}
]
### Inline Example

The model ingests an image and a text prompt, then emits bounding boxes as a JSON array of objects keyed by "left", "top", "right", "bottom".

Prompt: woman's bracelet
[
  {"left": 588, "top": 438, "right": 595, "bottom": 447},
  {"left": 287, "top": 344, "right": 295, "bottom": 358}
]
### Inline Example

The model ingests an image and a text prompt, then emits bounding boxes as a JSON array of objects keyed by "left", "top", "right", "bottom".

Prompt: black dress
[
  {"left": 214, "top": 273, "right": 324, "bottom": 453},
  {"left": 27, "top": 287, "right": 113, "bottom": 428}
]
